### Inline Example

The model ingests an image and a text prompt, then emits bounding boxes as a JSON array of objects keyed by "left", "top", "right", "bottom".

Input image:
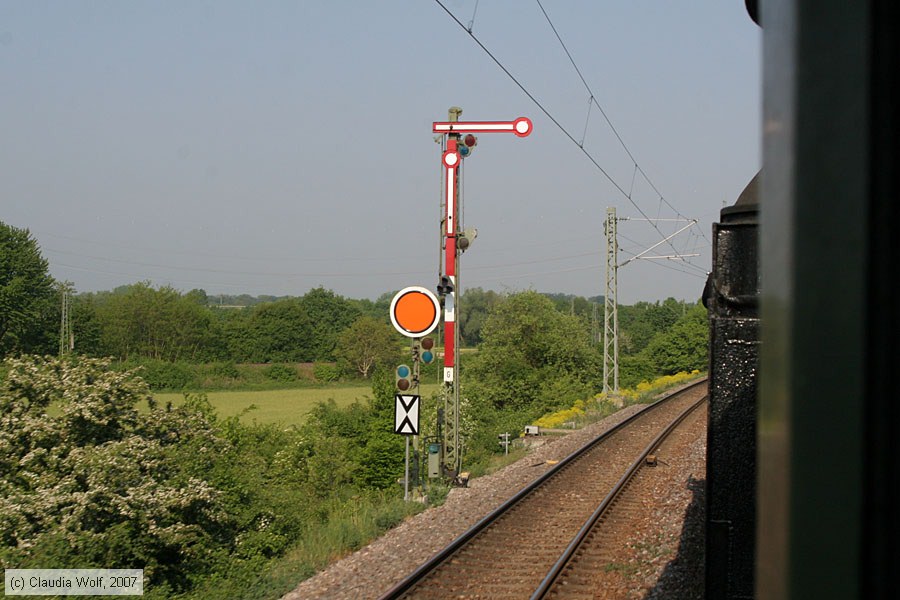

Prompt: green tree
[
  {"left": 644, "top": 302, "right": 709, "bottom": 374},
  {"left": 0, "top": 222, "right": 56, "bottom": 355},
  {"left": 466, "top": 291, "right": 598, "bottom": 414},
  {"left": 458, "top": 287, "right": 503, "bottom": 347},
  {"left": 296, "top": 388, "right": 405, "bottom": 492},
  {"left": 184, "top": 288, "right": 209, "bottom": 306},
  {"left": 543, "top": 293, "right": 594, "bottom": 321},
  {"left": 618, "top": 298, "right": 684, "bottom": 355},
  {"left": 226, "top": 298, "right": 313, "bottom": 363},
  {"left": 619, "top": 354, "right": 657, "bottom": 389},
  {"left": 96, "top": 283, "right": 222, "bottom": 361},
  {"left": 0, "top": 352, "right": 418, "bottom": 598},
  {"left": 299, "top": 287, "right": 361, "bottom": 361},
  {"left": 347, "top": 296, "right": 391, "bottom": 322},
  {"left": 70, "top": 293, "right": 104, "bottom": 356},
  {"left": 336, "top": 316, "right": 401, "bottom": 378}
]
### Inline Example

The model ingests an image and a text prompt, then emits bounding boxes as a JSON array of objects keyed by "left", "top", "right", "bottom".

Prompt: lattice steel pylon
[
  {"left": 603, "top": 207, "right": 619, "bottom": 393},
  {"left": 58, "top": 286, "right": 73, "bottom": 357}
]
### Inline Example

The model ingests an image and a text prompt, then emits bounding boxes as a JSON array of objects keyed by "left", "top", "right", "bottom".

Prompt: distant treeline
[
  {"left": 18, "top": 283, "right": 698, "bottom": 368},
  {"left": 206, "top": 292, "right": 293, "bottom": 307},
  {"left": 2, "top": 219, "right": 706, "bottom": 389}
]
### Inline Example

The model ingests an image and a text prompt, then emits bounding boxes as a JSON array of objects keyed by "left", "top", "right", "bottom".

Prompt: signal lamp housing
[
  {"left": 457, "top": 134, "right": 477, "bottom": 158},
  {"left": 396, "top": 364, "right": 413, "bottom": 391},
  {"left": 458, "top": 227, "right": 478, "bottom": 252},
  {"left": 437, "top": 275, "right": 454, "bottom": 296}
]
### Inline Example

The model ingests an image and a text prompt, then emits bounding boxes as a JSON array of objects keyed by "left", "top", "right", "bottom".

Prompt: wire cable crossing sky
[
  {"left": 434, "top": 0, "right": 711, "bottom": 279},
  {"left": 0, "top": 1, "right": 760, "bottom": 303}
]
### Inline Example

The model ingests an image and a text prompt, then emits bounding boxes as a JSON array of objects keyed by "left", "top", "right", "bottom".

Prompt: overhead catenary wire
[
  {"left": 616, "top": 234, "right": 709, "bottom": 278},
  {"left": 466, "top": 252, "right": 708, "bottom": 288},
  {"left": 617, "top": 218, "right": 709, "bottom": 275},
  {"left": 434, "top": 0, "right": 628, "bottom": 197},
  {"left": 49, "top": 261, "right": 290, "bottom": 291},
  {"left": 536, "top": 0, "right": 707, "bottom": 237},
  {"left": 432, "top": 0, "right": 711, "bottom": 274},
  {"left": 35, "top": 229, "right": 414, "bottom": 264},
  {"left": 40, "top": 3, "right": 713, "bottom": 296},
  {"left": 45, "top": 242, "right": 619, "bottom": 283},
  {"left": 40, "top": 227, "right": 639, "bottom": 287},
  {"left": 44, "top": 247, "right": 432, "bottom": 279},
  {"left": 534, "top": 0, "right": 634, "bottom": 166},
  {"left": 466, "top": 0, "right": 480, "bottom": 32}
]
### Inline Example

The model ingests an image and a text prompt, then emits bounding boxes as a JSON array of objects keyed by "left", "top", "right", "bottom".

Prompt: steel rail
[
  {"left": 530, "top": 393, "right": 708, "bottom": 599},
  {"left": 377, "top": 377, "right": 707, "bottom": 600}
]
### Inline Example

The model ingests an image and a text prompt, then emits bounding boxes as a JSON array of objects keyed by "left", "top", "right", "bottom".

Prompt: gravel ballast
[{"left": 281, "top": 396, "right": 706, "bottom": 600}]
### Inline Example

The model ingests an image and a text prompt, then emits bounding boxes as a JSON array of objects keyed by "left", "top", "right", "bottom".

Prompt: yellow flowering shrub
[
  {"left": 530, "top": 370, "right": 704, "bottom": 431},
  {"left": 533, "top": 405, "right": 585, "bottom": 429}
]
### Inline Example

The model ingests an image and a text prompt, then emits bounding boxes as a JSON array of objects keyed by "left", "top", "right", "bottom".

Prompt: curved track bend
[{"left": 379, "top": 379, "right": 708, "bottom": 600}]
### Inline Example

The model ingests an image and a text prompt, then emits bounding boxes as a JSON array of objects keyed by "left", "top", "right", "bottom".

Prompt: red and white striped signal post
[{"left": 433, "top": 108, "right": 532, "bottom": 477}]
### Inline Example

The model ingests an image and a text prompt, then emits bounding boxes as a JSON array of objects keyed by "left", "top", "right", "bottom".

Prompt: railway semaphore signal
[{"left": 433, "top": 107, "right": 532, "bottom": 478}]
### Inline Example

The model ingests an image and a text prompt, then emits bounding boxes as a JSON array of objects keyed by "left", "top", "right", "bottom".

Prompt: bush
[
  {"left": 209, "top": 361, "right": 240, "bottom": 379},
  {"left": 0, "top": 355, "right": 438, "bottom": 599},
  {"left": 462, "top": 405, "right": 537, "bottom": 472},
  {"left": 533, "top": 399, "right": 588, "bottom": 429},
  {"left": 313, "top": 362, "right": 340, "bottom": 382},
  {"left": 619, "top": 354, "right": 656, "bottom": 389},
  {"left": 528, "top": 370, "right": 706, "bottom": 443},
  {"left": 359, "top": 430, "right": 404, "bottom": 489},
  {"left": 264, "top": 363, "right": 298, "bottom": 382},
  {"left": 119, "top": 358, "right": 197, "bottom": 390},
  {"left": 0, "top": 357, "right": 230, "bottom": 594}
]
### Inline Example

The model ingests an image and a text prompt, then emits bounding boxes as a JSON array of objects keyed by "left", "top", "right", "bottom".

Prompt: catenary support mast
[{"left": 603, "top": 207, "right": 619, "bottom": 393}]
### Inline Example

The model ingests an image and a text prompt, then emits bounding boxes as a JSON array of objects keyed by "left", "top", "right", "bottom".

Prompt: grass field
[{"left": 153, "top": 383, "right": 440, "bottom": 428}]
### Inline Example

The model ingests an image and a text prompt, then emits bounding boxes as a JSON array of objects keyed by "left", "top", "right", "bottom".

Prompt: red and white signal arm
[
  {"left": 390, "top": 286, "right": 441, "bottom": 338},
  {"left": 432, "top": 117, "right": 533, "bottom": 138}
]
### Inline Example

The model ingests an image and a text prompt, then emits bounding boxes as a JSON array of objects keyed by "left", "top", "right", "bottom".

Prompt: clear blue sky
[{"left": 1, "top": 1, "right": 760, "bottom": 304}]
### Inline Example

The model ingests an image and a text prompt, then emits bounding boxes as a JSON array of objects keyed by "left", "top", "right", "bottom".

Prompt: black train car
[{"left": 705, "top": 171, "right": 759, "bottom": 599}]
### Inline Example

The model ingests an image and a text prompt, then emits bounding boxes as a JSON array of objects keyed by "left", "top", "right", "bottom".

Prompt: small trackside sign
[{"left": 394, "top": 394, "right": 420, "bottom": 436}]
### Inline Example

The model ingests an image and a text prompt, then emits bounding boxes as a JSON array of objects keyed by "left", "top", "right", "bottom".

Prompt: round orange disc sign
[{"left": 390, "top": 286, "right": 440, "bottom": 338}]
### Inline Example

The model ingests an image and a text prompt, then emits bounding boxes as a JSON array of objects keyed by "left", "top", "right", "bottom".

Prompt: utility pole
[
  {"left": 59, "top": 285, "right": 73, "bottom": 357},
  {"left": 603, "top": 207, "right": 619, "bottom": 393},
  {"left": 432, "top": 108, "right": 532, "bottom": 478},
  {"left": 601, "top": 212, "right": 699, "bottom": 394}
]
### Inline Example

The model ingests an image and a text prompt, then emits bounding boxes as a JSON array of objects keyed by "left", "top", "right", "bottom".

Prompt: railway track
[{"left": 378, "top": 379, "right": 708, "bottom": 599}]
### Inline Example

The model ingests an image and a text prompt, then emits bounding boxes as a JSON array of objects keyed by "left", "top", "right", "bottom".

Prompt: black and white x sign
[{"left": 394, "top": 394, "right": 420, "bottom": 436}]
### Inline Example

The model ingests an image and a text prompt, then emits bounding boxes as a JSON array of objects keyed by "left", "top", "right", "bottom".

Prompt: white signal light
[{"left": 443, "top": 150, "right": 459, "bottom": 167}]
